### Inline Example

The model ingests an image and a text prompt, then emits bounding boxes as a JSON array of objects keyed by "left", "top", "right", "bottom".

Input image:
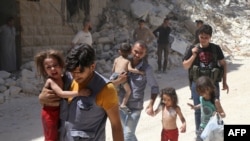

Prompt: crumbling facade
[{"left": 1, "top": 0, "right": 110, "bottom": 64}]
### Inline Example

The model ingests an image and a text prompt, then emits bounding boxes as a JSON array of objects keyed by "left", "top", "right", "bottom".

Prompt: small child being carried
[
  {"left": 110, "top": 43, "right": 144, "bottom": 114},
  {"left": 35, "top": 49, "right": 90, "bottom": 141}
]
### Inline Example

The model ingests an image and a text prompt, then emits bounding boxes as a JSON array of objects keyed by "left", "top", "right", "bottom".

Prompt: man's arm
[
  {"left": 144, "top": 65, "right": 159, "bottom": 116},
  {"left": 153, "top": 27, "right": 159, "bottom": 38},
  {"left": 182, "top": 47, "right": 199, "bottom": 70},
  {"left": 46, "top": 79, "right": 85, "bottom": 98},
  {"left": 219, "top": 59, "right": 229, "bottom": 93},
  {"left": 71, "top": 31, "right": 80, "bottom": 47},
  {"left": 101, "top": 83, "right": 124, "bottom": 141},
  {"left": 106, "top": 105, "right": 124, "bottom": 141},
  {"left": 38, "top": 87, "right": 61, "bottom": 105},
  {"left": 128, "top": 61, "right": 144, "bottom": 75},
  {"left": 146, "top": 93, "right": 158, "bottom": 116},
  {"left": 154, "top": 102, "right": 163, "bottom": 116},
  {"left": 215, "top": 99, "right": 226, "bottom": 118}
]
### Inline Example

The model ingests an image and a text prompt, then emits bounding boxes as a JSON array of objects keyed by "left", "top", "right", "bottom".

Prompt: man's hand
[
  {"left": 222, "top": 82, "right": 229, "bottom": 94},
  {"left": 111, "top": 72, "right": 127, "bottom": 86},
  {"left": 192, "top": 46, "right": 199, "bottom": 55},
  {"left": 187, "top": 103, "right": 195, "bottom": 109},
  {"left": 145, "top": 104, "right": 154, "bottom": 116},
  {"left": 39, "top": 87, "right": 60, "bottom": 105}
]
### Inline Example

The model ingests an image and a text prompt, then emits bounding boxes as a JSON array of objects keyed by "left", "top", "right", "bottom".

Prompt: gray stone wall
[{"left": 19, "top": 0, "right": 109, "bottom": 63}]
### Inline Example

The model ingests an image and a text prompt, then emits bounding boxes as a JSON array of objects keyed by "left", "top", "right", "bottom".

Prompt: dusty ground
[{"left": 0, "top": 55, "right": 250, "bottom": 141}]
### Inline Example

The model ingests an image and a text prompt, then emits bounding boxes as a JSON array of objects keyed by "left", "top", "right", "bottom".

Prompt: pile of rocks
[{"left": 0, "top": 62, "right": 43, "bottom": 104}]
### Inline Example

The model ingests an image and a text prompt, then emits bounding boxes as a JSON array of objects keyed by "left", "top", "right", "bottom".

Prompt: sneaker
[{"left": 120, "top": 106, "right": 131, "bottom": 114}]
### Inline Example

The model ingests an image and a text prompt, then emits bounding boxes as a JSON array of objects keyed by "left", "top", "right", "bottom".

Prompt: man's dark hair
[
  {"left": 196, "top": 76, "right": 217, "bottom": 104},
  {"left": 134, "top": 40, "right": 148, "bottom": 51},
  {"left": 66, "top": 44, "right": 95, "bottom": 72},
  {"left": 198, "top": 24, "right": 213, "bottom": 36},
  {"left": 160, "top": 87, "right": 178, "bottom": 108},
  {"left": 195, "top": 20, "right": 204, "bottom": 24},
  {"left": 138, "top": 19, "right": 145, "bottom": 24}
]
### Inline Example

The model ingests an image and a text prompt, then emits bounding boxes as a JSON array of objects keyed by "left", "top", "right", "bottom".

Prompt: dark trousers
[{"left": 157, "top": 43, "right": 169, "bottom": 71}]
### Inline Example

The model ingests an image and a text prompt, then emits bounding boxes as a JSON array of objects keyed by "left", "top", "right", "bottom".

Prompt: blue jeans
[
  {"left": 191, "top": 81, "right": 220, "bottom": 132},
  {"left": 120, "top": 109, "right": 142, "bottom": 141}
]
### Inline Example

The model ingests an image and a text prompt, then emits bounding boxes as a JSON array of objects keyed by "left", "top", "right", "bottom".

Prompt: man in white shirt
[{"left": 71, "top": 19, "right": 93, "bottom": 47}]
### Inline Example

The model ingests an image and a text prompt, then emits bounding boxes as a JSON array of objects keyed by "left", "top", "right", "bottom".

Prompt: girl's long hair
[{"left": 196, "top": 76, "right": 217, "bottom": 104}]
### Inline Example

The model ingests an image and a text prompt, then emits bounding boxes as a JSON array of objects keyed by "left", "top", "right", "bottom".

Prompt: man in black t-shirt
[
  {"left": 153, "top": 17, "right": 172, "bottom": 73},
  {"left": 182, "top": 24, "right": 229, "bottom": 141}
]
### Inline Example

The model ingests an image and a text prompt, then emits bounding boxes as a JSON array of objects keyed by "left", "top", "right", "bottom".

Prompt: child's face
[
  {"left": 200, "top": 90, "right": 211, "bottom": 100},
  {"left": 43, "top": 57, "right": 63, "bottom": 80},
  {"left": 199, "top": 33, "right": 211, "bottom": 47},
  {"left": 162, "top": 94, "right": 172, "bottom": 107}
]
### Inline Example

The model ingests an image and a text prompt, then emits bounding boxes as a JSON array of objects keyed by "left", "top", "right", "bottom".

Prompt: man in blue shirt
[{"left": 115, "top": 40, "right": 160, "bottom": 141}]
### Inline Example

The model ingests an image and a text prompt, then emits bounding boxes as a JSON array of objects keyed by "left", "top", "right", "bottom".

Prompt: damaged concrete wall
[{"left": 19, "top": 0, "right": 110, "bottom": 63}]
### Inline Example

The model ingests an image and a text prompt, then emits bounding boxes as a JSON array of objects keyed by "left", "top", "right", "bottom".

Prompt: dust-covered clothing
[
  {"left": 133, "top": 27, "right": 155, "bottom": 44},
  {"left": 72, "top": 30, "right": 92, "bottom": 46}
]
